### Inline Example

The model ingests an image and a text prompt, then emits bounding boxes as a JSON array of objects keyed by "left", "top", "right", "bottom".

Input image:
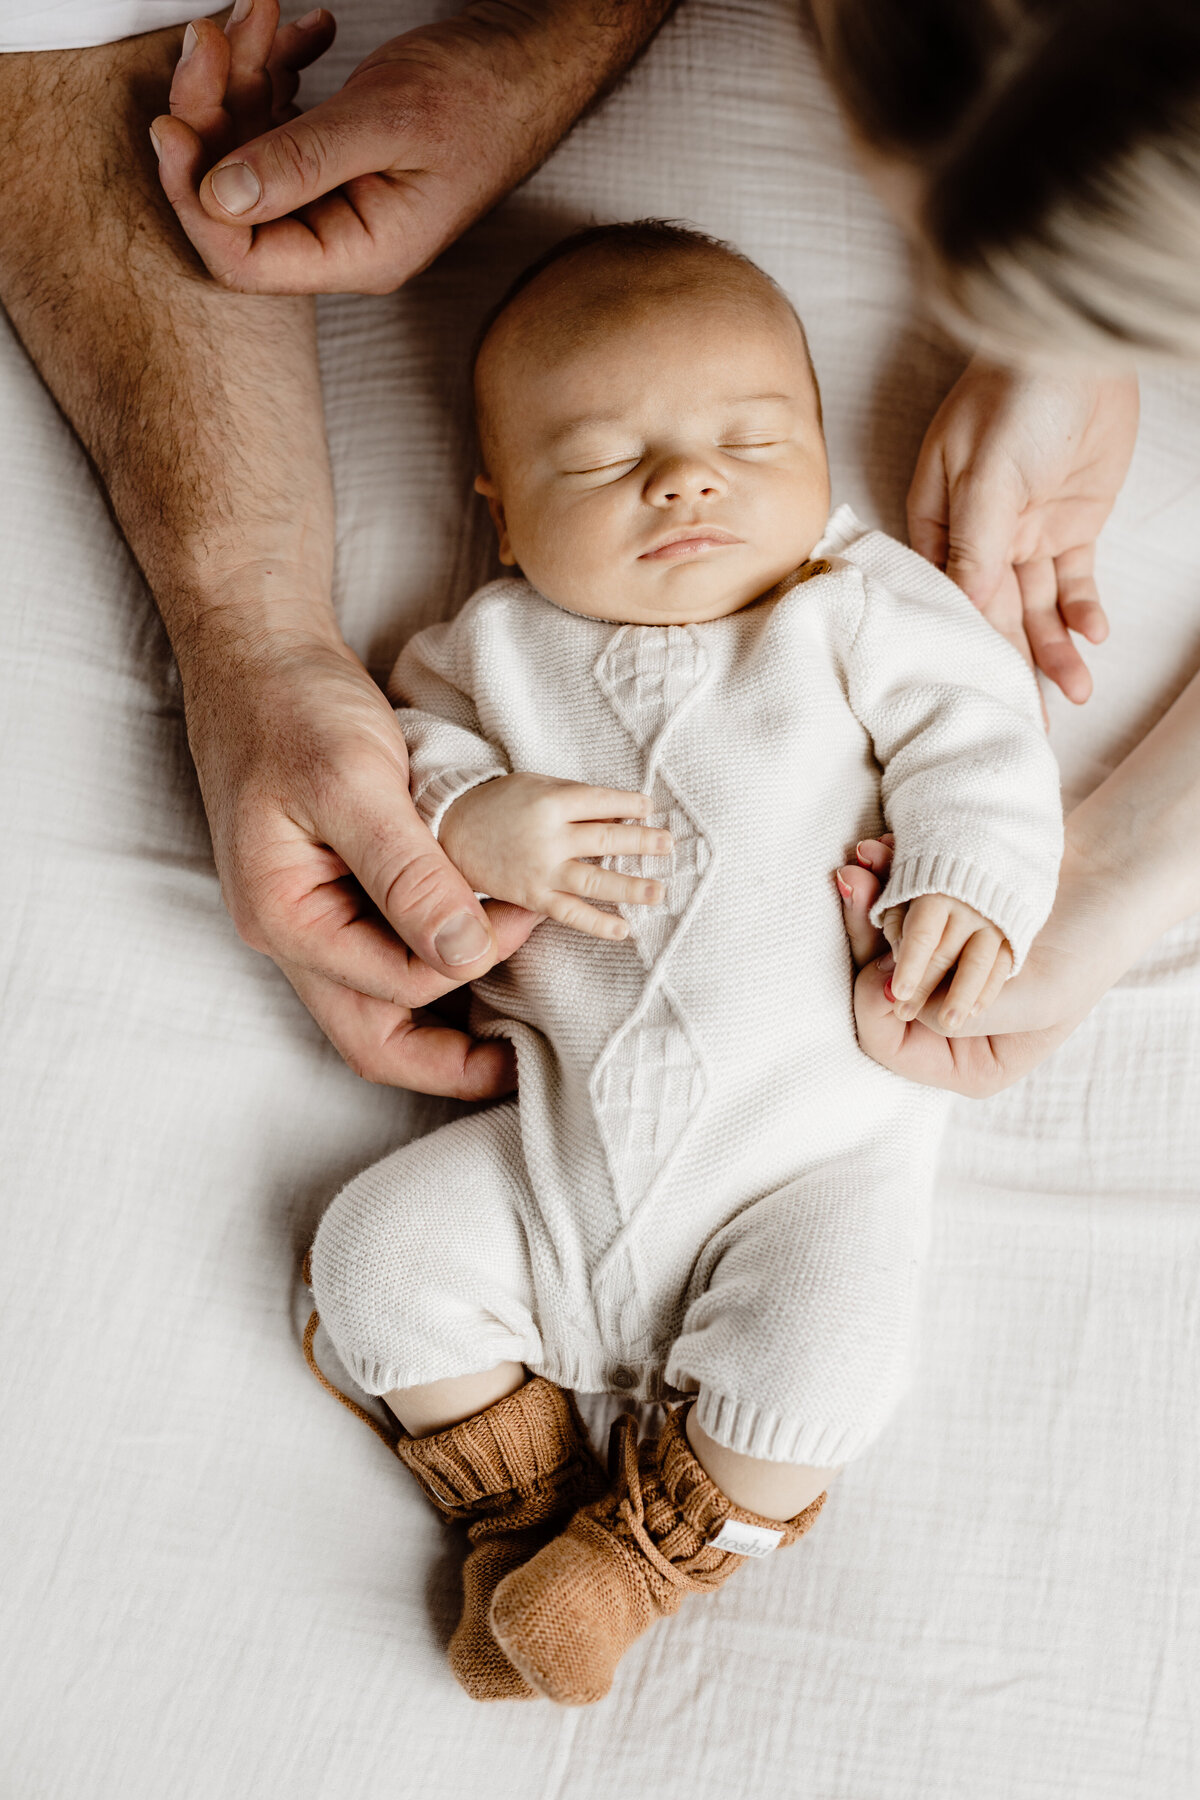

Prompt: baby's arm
[
  {"left": 441, "top": 775, "right": 670, "bottom": 941},
  {"left": 843, "top": 551, "right": 1063, "bottom": 1028}
]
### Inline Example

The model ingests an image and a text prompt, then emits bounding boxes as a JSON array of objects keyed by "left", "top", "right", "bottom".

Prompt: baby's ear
[{"left": 474, "top": 473, "right": 516, "bottom": 566}]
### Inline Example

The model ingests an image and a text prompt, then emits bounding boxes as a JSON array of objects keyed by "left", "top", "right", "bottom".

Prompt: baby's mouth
[{"left": 639, "top": 526, "right": 743, "bottom": 560}]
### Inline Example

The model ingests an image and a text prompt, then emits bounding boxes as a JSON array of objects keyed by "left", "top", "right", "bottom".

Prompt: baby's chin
[{"left": 532, "top": 551, "right": 808, "bottom": 625}]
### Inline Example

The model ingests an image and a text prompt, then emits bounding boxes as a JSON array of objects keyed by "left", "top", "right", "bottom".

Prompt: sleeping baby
[{"left": 306, "top": 221, "right": 1063, "bottom": 1707}]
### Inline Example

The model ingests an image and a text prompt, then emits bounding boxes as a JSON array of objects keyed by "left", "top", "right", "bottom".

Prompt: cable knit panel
[{"left": 591, "top": 626, "right": 716, "bottom": 1218}]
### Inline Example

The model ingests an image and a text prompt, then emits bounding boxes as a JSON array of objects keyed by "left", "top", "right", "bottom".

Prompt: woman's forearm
[{"left": 1066, "top": 665, "right": 1200, "bottom": 960}]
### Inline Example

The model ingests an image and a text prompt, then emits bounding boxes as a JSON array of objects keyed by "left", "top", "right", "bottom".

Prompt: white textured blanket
[{"left": 2, "top": 3, "right": 1198, "bottom": 1795}]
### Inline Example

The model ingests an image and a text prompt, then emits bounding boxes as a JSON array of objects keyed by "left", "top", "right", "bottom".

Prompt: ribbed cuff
[
  {"left": 413, "top": 766, "right": 508, "bottom": 840},
  {"left": 692, "top": 1387, "right": 892, "bottom": 1469},
  {"left": 394, "top": 1376, "right": 586, "bottom": 1519},
  {"left": 869, "top": 851, "right": 1043, "bottom": 973}
]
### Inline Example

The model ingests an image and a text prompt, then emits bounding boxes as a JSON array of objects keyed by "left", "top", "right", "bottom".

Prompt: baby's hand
[
  {"left": 440, "top": 775, "right": 672, "bottom": 942},
  {"left": 882, "top": 893, "right": 1012, "bottom": 1031}
]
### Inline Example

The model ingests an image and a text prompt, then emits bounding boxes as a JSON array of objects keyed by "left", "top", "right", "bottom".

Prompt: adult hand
[
  {"left": 837, "top": 838, "right": 1105, "bottom": 1096},
  {"left": 153, "top": 0, "right": 671, "bottom": 294},
  {"left": 179, "top": 612, "right": 537, "bottom": 1096},
  {"left": 907, "top": 357, "right": 1139, "bottom": 704}
]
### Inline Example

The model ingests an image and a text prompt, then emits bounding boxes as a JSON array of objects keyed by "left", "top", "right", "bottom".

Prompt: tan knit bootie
[
  {"left": 393, "top": 1377, "right": 608, "bottom": 1700},
  {"left": 488, "top": 1402, "right": 826, "bottom": 1706}
]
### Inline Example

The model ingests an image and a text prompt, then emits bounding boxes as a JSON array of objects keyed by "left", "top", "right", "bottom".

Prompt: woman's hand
[
  {"left": 178, "top": 607, "right": 537, "bottom": 1097},
  {"left": 907, "top": 358, "right": 1139, "bottom": 704},
  {"left": 839, "top": 838, "right": 1103, "bottom": 1096},
  {"left": 153, "top": 0, "right": 672, "bottom": 294}
]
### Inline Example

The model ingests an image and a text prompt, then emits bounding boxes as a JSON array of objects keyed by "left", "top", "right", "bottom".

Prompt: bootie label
[{"left": 709, "top": 1519, "right": 784, "bottom": 1557}]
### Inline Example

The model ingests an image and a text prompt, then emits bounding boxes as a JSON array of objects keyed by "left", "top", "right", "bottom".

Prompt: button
[{"left": 610, "top": 1364, "right": 638, "bottom": 1391}]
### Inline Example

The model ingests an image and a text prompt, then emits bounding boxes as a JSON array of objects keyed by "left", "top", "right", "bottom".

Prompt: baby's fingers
[
  {"left": 939, "top": 933, "right": 1011, "bottom": 1030},
  {"left": 890, "top": 897, "right": 953, "bottom": 1020},
  {"left": 544, "top": 894, "right": 630, "bottom": 941},
  {"left": 168, "top": 18, "right": 233, "bottom": 153},
  {"left": 563, "top": 786, "right": 655, "bottom": 823},
  {"left": 224, "top": 0, "right": 281, "bottom": 125},
  {"left": 569, "top": 820, "right": 672, "bottom": 859},
  {"left": 561, "top": 863, "right": 665, "bottom": 908}
]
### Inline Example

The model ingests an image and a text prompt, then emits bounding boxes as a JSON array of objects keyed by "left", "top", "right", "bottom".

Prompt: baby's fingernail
[
  {"left": 855, "top": 842, "right": 871, "bottom": 864},
  {"left": 229, "top": 0, "right": 252, "bottom": 23},
  {"left": 878, "top": 952, "right": 895, "bottom": 975},
  {"left": 835, "top": 873, "right": 853, "bottom": 901},
  {"left": 209, "top": 161, "right": 262, "bottom": 214},
  {"left": 296, "top": 6, "right": 323, "bottom": 23},
  {"left": 148, "top": 124, "right": 162, "bottom": 160},
  {"left": 434, "top": 913, "right": 490, "bottom": 966},
  {"left": 180, "top": 21, "right": 198, "bottom": 59},
  {"left": 943, "top": 1008, "right": 963, "bottom": 1029}
]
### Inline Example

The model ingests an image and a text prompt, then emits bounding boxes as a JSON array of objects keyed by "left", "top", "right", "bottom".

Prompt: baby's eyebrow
[{"left": 547, "top": 393, "right": 796, "bottom": 450}]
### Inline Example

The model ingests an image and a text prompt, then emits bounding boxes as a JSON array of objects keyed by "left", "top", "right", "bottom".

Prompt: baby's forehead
[{"left": 476, "top": 250, "right": 808, "bottom": 409}]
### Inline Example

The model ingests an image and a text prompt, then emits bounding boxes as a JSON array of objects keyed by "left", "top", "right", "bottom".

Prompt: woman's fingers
[
  {"left": 1017, "top": 554, "right": 1093, "bottom": 704},
  {"left": 837, "top": 863, "right": 887, "bottom": 967}
]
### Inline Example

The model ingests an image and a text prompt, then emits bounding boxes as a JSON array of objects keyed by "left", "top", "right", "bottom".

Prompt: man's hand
[
  {"left": 440, "top": 774, "right": 672, "bottom": 940},
  {"left": 180, "top": 612, "right": 539, "bottom": 1095},
  {"left": 154, "top": 0, "right": 675, "bottom": 294},
  {"left": 907, "top": 357, "right": 1139, "bottom": 704}
]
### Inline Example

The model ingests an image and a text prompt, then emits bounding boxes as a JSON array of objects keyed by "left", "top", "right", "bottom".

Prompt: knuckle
[{"left": 262, "top": 122, "right": 327, "bottom": 190}]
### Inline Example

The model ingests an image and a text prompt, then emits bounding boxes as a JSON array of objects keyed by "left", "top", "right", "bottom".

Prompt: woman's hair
[{"left": 822, "top": 0, "right": 1200, "bottom": 361}]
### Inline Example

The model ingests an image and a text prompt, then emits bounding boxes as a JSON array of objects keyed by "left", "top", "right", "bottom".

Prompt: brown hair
[{"left": 821, "top": 0, "right": 1200, "bottom": 360}]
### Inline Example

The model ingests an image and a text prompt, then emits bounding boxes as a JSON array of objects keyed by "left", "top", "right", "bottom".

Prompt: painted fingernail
[
  {"left": 836, "top": 873, "right": 853, "bottom": 901},
  {"left": 434, "top": 913, "right": 490, "bottom": 966},
  {"left": 855, "top": 842, "right": 871, "bottom": 863},
  {"left": 180, "top": 21, "right": 198, "bottom": 59},
  {"left": 229, "top": 0, "right": 252, "bottom": 23},
  {"left": 296, "top": 7, "right": 322, "bottom": 23},
  {"left": 884, "top": 978, "right": 896, "bottom": 1002},
  {"left": 210, "top": 161, "right": 262, "bottom": 215},
  {"left": 148, "top": 124, "right": 162, "bottom": 160}
]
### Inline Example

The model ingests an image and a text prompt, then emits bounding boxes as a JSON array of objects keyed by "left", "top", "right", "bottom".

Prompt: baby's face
[{"left": 475, "top": 263, "right": 831, "bottom": 624}]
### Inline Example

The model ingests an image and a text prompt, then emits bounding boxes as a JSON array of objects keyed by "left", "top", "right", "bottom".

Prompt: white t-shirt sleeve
[{"left": 0, "top": 0, "right": 199, "bottom": 52}]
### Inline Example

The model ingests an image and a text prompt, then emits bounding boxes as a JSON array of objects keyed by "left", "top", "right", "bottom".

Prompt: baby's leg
[
  {"left": 386, "top": 1362, "right": 528, "bottom": 1437},
  {"left": 310, "top": 1098, "right": 542, "bottom": 1408},
  {"left": 309, "top": 1098, "right": 606, "bottom": 1703},
  {"left": 668, "top": 1143, "right": 927, "bottom": 1488},
  {"left": 683, "top": 1412, "right": 834, "bottom": 1519}
]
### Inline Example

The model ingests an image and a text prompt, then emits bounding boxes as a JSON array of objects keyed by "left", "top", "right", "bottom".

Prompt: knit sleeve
[
  {"left": 842, "top": 550, "right": 1063, "bottom": 972},
  {"left": 387, "top": 610, "right": 509, "bottom": 839}
]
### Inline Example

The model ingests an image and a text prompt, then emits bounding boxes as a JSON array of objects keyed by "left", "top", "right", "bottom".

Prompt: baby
[{"left": 308, "top": 222, "right": 1063, "bottom": 1707}]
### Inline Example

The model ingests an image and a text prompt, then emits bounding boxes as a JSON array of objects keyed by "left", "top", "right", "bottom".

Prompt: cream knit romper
[{"left": 311, "top": 510, "right": 1062, "bottom": 1466}]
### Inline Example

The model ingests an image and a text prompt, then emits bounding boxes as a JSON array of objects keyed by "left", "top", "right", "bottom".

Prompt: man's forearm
[
  {"left": 437, "top": 0, "right": 678, "bottom": 168},
  {"left": 0, "top": 27, "right": 336, "bottom": 663}
]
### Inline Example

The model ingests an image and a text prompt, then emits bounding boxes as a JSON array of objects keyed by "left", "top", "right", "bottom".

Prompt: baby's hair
[{"left": 472, "top": 219, "right": 821, "bottom": 455}]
